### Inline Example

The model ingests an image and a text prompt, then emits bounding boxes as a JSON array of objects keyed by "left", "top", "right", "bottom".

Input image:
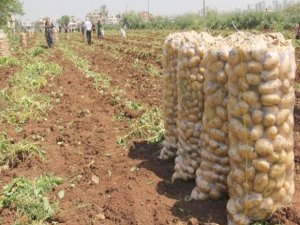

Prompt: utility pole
[
  {"left": 203, "top": 0, "right": 206, "bottom": 26},
  {"left": 148, "top": 0, "right": 150, "bottom": 15}
]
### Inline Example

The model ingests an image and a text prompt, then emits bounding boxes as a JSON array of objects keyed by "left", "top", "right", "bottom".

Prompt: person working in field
[
  {"left": 81, "top": 22, "right": 85, "bottom": 41},
  {"left": 45, "top": 18, "right": 54, "bottom": 48},
  {"left": 296, "top": 22, "right": 300, "bottom": 39},
  {"left": 84, "top": 18, "right": 92, "bottom": 45},
  {"left": 97, "top": 20, "right": 104, "bottom": 39},
  {"left": 120, "top": 26, "right": 126, "bottom": 42}
]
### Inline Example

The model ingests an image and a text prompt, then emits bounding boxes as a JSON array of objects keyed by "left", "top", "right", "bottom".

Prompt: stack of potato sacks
[
  {"left": 20, "top": 32, "right": 27, "bottom": 47},
  {"left": 0, "top": 32, "right": 10, "bottom": 57},
  {"left": 161, "top": 31, "right": 295, "bottom": 225}
]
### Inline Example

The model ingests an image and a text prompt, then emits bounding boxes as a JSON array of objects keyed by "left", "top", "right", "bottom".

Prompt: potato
[
  {"left": 248, "top": 61, "right": 263, "bottom": 73},
  {"left": 252, "top": 109, "right": 263, "bottom": 124},
  {"left": 246, "top": 73, "right": 261, "bottom": 85},
  {"left": 228, "top": 49, "right": 241, "bottom": 66},
  {"left": 251, "top": 49, "right": 264, "bottom": 62},
  {"left": 280, "top": 92, "right": 295, "bottom": 107},
  {"left": 279, "top": 122, "right": 290, "bottom": 136},
  {"left": 216, "top": 106, "right": 227, "bottom": 121},
  {"left": 250, "top": 125, "right": 264, "bottom": 141},
  {"left": 255, "top": 138, "right": 273, "bottom": 156},
  {"left": 232, "top": 102, "right": 249, "bottom": 116},
  {"left": 270, "top": 163, "right": 286, "bottom": 179},
  {"left": 262, "top": 94, "right": 281, "bottom": 106},
  {"left": 263, "top": 179, "right": 275, "bottom": 197},
  {"left": 258, "top": 79, "right": 281, "bottom": 94},
  {"left": 276, "top": 109, "right": 290, "bottom": 125},
  {"left": 263, "top": 113, "right": 276, "bottom": 127},
  {"left": 239, "top": 144, "right": 257, "bottom": 159},
  {"left": 265, "top": 126, "right": 278, "bottom": 140},
  {"left": 253, "top": 173, "right": 269, "bottom": 192},
  {"left": 210, "top": 128, "right": 226, "bottom": 142},
  {"left": 263, "top": 51, "right": 280, "bottom": 70},
  {"left": 261, "top": 68, "right": 279, "bottom": 81},
  {"left": 243, "top": 91, "right": 259, "bottom": 105},
  {"left": 217, "top": 70, "right": 227, "bottom": 83},
  {"left": 252, "top": 159, "right": 271, "bottom": 173},
  {"left": 234, "top": 63, "right": 248, "bottom": 77}
]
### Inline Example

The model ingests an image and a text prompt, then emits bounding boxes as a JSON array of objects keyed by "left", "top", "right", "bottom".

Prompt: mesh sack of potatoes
[
  {"left": 27, "top": 30, "right": 32, "bottom": 38},
  {"left": 191, "top": 39, "right": 231, "bottom": 199},
  {"left": 172, "top": 32, "right": 216, "bottom": 181},
  {"left": 0, "top": 32, "right": 10, "bottom": 57},
  {"left": 226, "top": 32, "right": 295, "bottom": 225},
  {"left": 159, "top": 32, "right": 187, "bottom": 160},
  {"left": 20, "top": 33, "right": 27, "bottom": 47}
]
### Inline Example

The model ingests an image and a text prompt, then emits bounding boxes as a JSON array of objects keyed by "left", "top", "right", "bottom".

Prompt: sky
[{"left": 20, "top": 0, "right": 273, "bottom": 20}]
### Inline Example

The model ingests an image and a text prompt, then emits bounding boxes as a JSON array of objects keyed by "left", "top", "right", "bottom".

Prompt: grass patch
[
  {"left": 0, "top": 88, "right": 52, "bottom": 127},
  {"left": 117, "top": 107, "right": 164, "bottom": 146},
  {"left": 0, "top": 132, "right": 45, "bottom": 166},
  {"left": 0, "top": 175, "right": 63, "bottom": 225},
  {"left": 0, "top": 56, "right": 20, "bottom": 68},
  {"left": 0, "top": 59, "right": 62, "bottom": 128},
  {"left": 125, "top": 100, "right": 145, "bottom": 111}
]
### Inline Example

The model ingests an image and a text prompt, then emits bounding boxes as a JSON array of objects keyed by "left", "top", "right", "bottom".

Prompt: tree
[
  {"left": 60, "top": 15, "right": 70, "bottom": 27},
  {"left": 0, "top": 0, "right": 23, "bottom": 26},
  {"left": 100, "top": 5, "right": 108, "bottom": 18}
]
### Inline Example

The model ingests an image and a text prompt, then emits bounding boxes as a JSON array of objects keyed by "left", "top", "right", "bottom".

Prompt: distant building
[
  {"left": 106, "top": 16, "right": 118, "bottom": 25},
  {"left": 247, "top": 4, "right": 255, "bottom": 11},
  {"left": 255, "top": 1, "right": 266, "bottom": 11},
  {"left": 272, "top": 0, "right": 282, "bottom": 11},
  {"left": 86, "top": 10, "right": 103, "bottom": 24},
  {"left": 20, "top": 19, "right": 34, "bottom": 31}
]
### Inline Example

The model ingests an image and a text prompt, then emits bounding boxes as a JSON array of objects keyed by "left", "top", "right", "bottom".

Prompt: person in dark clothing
[
  {"left": 296, "top": 22, "right": 300, "bottom": 40},
  {"left": 97, "top": 20, "right": 103, "bottom": 39},
  {"left": 92, "top": 23, "right": 96, "bottom": 34},
  {"left": 45, "top": 18, "right": 54, "bottom": 48},
  {"left": 81, "top": 22, "right": 85, "bottom": 41}
]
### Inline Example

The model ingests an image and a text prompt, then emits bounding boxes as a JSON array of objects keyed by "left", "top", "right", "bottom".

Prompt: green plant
[
  {"left": 125, "top": 100, "right": 145, "bottom": 111},
  {"left": 29, "top": 46, "right": 48, "bottom": 57},
  {"left": 113, "top": 112, "right": 126, "bottom": 121},
  {"left": 0, "top": 56, "right": 20, "bottom": 67},
  {"left": 0, "top": 87, "right": 52, "bottom": 127},
  {"left": 0, "top": 175, "right": 63, "bottom": 225},
  {"left": 0, "top": 132, "right": 45, "bottom": 166},
  {"left": 117, "top": 107, "right": 164, "bottom": 146},
  {"left": 0, "top": 58, "right": 62, "bottom": 127}
]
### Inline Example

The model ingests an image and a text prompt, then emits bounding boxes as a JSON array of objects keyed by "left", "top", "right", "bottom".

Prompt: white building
[
  {"left": 106, "top": 16, "right": 118, "bottom": 25},
  {"left": 86, "top": 10, "right": 103, "bottom": 24},
  {"left": 255, "top": 1, "right": 266, "bottom": 11},
  {"left": 20, "top": 19, "right": 34, "bottom": 31}
]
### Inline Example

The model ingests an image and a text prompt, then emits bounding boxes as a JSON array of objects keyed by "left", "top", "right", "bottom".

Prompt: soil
[{"left": 0, "top": 35, "right": 299, "bottom": 225}]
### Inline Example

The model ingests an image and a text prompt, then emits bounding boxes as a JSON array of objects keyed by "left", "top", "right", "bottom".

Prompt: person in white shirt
[
  {"left": 84, "top": 18, "right": 92, "bottom": 45},
  {"left": 120, "top": 26, "right": 126, "bottom": 42}
]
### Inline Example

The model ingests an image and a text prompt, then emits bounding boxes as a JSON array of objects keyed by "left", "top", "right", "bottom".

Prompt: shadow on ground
[{"left": 128, "top": 141, "right": 228, "bottom": 224}]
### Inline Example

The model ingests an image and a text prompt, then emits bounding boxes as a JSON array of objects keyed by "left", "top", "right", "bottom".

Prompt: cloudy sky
[{"left": 20, "top": 0, "right": 273, "bottom": 20}]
